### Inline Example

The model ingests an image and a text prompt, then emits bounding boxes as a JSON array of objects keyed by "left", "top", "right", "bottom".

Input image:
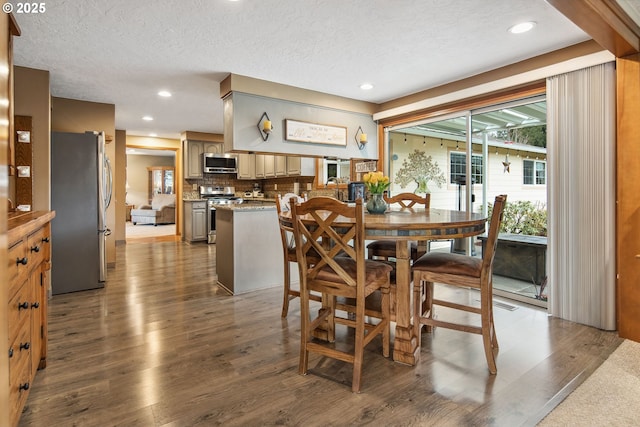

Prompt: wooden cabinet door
[
  {"left": 192, "top": 209, "right": 207, "bottom": 240},
  {"left": 237, "top": 153, "right": 255, "bottom": 179},
  {"left": 255, "top": 154, "right": 265, "bottom": 178},
  {"left": 275, "top": 155, "right": 287, "bottom": 176},
  {"left": 264, "top": 155, "right": 275, "bottom": 177},
  {"left": 204, "top": 142, "right": 223, "bottom": 154},
  {"left": 184, "top": 140, "right": 204, "bottom": 179}
]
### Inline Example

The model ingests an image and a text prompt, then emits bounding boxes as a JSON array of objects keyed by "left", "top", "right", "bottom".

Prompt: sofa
[{"left": 131, "top": 194, "right": 176, "bottom": 225}]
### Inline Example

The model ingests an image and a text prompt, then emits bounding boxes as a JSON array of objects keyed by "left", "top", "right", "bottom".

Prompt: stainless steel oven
[{"left": 200, "top": 186, "right": 243, "bottom": 244}]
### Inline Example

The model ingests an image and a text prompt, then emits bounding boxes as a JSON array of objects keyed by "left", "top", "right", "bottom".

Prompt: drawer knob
[
  {"left": 8, "top": 347, "right": 13, "bottom": 358},
  {"left": 16, "top": 257, "right": 28, "bottom": 266},
  {"left": 31, "top": 302, "right": 40, "bottom": 309},
  {"left": 18, "top": 301, "right": 29, "bottom": 310},
  {"left": 20, "top": 342, "right": 30, "bottom": 351},
  {"left": 19, "top": 383, "right": 30, "bottom": 392},
  {"left": 42, "top": 236, "right": 50, "bottom": 243},
  {"left": 31, "top": 245, "right": 40, "bottom": 253}
]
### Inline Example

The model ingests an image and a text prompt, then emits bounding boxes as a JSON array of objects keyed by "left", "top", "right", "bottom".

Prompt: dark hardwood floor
[{"left": 18, "top": 240, "right": 622, "bottom": 426}]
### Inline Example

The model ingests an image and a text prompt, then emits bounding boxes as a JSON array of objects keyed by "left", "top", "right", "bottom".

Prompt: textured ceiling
[{"left": 11, "top": 0, "right": 590, "bottom": 139}]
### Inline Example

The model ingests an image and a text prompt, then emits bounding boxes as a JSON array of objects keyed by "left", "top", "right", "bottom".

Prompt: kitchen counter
[
  {"left": 214, "top": 201, "right": 276, "bottom": 212},
  {"left": 215, "top": 204, "right": 283, "bottom": 295},
  {"left": 8, "top": 210, "right": 56, "bottom": 245}
]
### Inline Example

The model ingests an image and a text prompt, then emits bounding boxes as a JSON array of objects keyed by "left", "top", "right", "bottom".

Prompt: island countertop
[
  {"left": 215, "top": 203, "right": 282, "bottom": 295},
  {"left": 214, "top": 202, "right": 276, "bottom": 212}
]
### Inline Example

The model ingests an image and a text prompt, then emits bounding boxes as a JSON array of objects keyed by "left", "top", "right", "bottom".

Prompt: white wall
[
  {"left": 389, "top": 133, "right": 547, "bottom": 212},
  {"left": 126, "top": 154, "right": 175, "bottom": 207},
  {"left": 224, "top": 92, "right": 378, "bottom": 159}
]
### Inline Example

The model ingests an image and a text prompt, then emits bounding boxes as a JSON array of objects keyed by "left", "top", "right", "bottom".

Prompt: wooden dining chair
[
  {"left": 290, "top": 196, "right": 391, "bottom": 393},
  {"left": 276, "top": 194, "right": 322, "bottom": 318},
  {"left": 411, "top": 194, "right": 507, "bottom": 374},
  {"left": 366, "top": 192, "right": 430, "bottom": 320},
  {"left": 367, "top": 192, "right": 431, "bottom": 262}
]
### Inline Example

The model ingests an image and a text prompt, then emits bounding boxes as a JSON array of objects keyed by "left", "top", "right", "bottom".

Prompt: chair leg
[
  {"left": 381, "top": 285, "right": 390, "bottom": 358},
  {"left": 298, "top": 288, "right": 310, "bottom": 376},
  {"left": 480, "top": 287, "right": 497, "bottom": 374},
  {"left": 424, "top": 281, "right": 434, "bottom": 333},
  {"left": 281, "top": 261, "right": 291, "bottom": 318},
  {"left": 351, "top": 303, "right": 366, "bottom": 393}
]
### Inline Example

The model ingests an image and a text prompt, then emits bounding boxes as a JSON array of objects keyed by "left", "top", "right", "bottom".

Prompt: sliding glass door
[{"left": 386, "top": 96, "right": 548, "bottom": 307}]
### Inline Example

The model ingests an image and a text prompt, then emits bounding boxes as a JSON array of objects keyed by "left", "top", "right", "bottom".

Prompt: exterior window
[
  {"left": 450, "top": 152, "right": 483, "bottom": 184},
  {"left": 523, "top": 159, "right": 546, "bottom": 185}
]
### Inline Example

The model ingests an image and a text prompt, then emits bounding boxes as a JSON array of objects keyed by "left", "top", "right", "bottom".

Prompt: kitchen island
[{"left": 215, "top": 201, "right": 286, "bottom": 295}]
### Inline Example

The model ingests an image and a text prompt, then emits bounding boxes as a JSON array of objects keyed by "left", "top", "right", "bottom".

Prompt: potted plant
[
  {"left": 394, "top": 149, "right": 446, "bottom": 194},
  {"left": 362, "top": 171, "right": 390, "bottom": 214}
]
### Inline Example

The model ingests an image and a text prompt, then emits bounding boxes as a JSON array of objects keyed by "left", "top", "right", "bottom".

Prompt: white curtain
[{"left": 546, "top": 62, "right": 616, "bottom": 330}]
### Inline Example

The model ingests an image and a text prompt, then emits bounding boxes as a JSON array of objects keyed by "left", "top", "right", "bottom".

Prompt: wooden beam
[
  {"left": 547, "top": 0, "right": 640, "bottom": 56},
  {"left": 616, "top": 53, "right": 640, "bottom": 341}
]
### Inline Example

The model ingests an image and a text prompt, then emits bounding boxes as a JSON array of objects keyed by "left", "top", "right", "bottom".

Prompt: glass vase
[{"left": 366, "top": 193, "right": 388, "bottom": 214}]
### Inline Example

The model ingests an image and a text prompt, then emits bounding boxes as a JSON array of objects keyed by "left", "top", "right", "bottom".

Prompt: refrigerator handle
[{"left": 104, "top": 156, "right": 113, "bottom": 209}]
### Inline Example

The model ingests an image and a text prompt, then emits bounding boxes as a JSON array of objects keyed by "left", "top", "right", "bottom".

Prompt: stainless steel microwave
[{"left": 203, "top": 153, "right": 237, "bottom": 174}]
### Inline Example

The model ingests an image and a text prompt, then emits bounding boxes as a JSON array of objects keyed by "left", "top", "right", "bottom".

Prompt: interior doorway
[{"left": 126, "top": 147, "right": 177, "bottom": 240}]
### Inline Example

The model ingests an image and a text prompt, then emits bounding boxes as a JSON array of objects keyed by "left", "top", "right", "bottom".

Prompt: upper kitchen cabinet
[
  {"left": 275, "top": 155, "right": 287, "bottom": 177},
  {"left": 237, "top": 153, "right": 255, "bottom": 180},
  {"left": 183, "top": 139, "right": 204, "bottom": 179},
  {"left": 287, "top": 157, "right": 315, "bottom": 176},
  {"left": 238, "top": 154, "right": 315, "bottom": 179},
  {"left": 180, "top": 131, "right": 224, "bottom": 179}
]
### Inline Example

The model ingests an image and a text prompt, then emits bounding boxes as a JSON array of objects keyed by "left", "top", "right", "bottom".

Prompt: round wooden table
[{"left": 280, "top": 206, "right": 487, "bottom": 365}]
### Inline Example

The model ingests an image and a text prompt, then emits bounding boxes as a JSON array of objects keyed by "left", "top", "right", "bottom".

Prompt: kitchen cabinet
[
  {"left": 7, "top": 211, "right": 55, "bottom": 427},
  {"left": 286, "top": 156, "right": 315, "bottom": 176},
  {"left": 183, "top": 140, "right": 224, "bottom": 179},
  {"left": 264, "top": 155, "right": 275, "bottom": 178},
  {"left": 148, "top": 166, "right": 174, "bottom": 202},
  {"left": 237, "top": 153, "right": 255, "bottom": 179},
  {"left": 184, "top": 140, "right": 204, "bottom": 179},
  {"left": 255, "top": 154, "right": 265, "bottom": 178},
  {"left": 184, "top": 200, "right": 207, "bottom": 242},
  {"left": 275, "top": 155, "right": 287, "bottom": 177},
  {"left": 239, "top": 154, "right": 315, "bottom": 179}
]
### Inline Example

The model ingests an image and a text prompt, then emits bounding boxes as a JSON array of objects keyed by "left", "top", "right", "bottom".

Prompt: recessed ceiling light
[
  {"left": 158, "top": 90, "right": 172, "bottom": 97},
  {"left": 142, "top": 116, "right": 154, "bottom": 121},
  {"left": 360, "top": 83, "right": 373, "bottom": 90},
  {"left": 508, "top": 21, "right": 536, "bottom": 34}
]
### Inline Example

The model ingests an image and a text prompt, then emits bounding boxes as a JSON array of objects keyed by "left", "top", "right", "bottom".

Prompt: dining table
[{"left": 280, "top": 204, "right": 487, "bottom": 366}]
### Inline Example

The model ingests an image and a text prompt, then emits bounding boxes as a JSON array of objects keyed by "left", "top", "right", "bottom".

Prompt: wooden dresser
[{"left": 7, "top": 210, "right": 55, "bottom": 426}]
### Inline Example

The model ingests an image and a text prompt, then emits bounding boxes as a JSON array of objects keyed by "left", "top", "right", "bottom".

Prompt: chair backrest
[
  {"left": 384, "top": 192, "right": 430, "bottom": 209},
  {"left": 481, "top": 194, "right": 508, "bottom": 274},
  {"left": 276, "top": 193, "right": 306, "bottom": 252},
  {"left": 290, "top": 196, "right": 365, "bottom": 289}
]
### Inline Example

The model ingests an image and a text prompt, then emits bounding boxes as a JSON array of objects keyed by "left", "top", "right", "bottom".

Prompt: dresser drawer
[
  {"left": 8, "top": 240, "right": 28, "bottom": 298},
  {"left": 8, "top": 279, "right": 33, "bottom": 346},
  {"left": 9, "top": 317, "right": 32, "bottom": 427},
  {"left": 27, "top": 226, "right": 48, "bottom": 271}
]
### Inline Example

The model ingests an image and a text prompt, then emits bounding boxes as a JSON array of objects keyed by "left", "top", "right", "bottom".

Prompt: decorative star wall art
[{"left": 502, "top": 153, "right": 511, "bottom": 173}]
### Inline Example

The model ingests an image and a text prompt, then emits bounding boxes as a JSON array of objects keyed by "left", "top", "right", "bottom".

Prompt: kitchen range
[{"left": 199, "top": 186, "right": 243, "bottom": 243}]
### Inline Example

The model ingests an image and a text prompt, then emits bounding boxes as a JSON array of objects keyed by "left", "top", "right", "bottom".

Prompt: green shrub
[{"left": 487, "top": 200, "right": 547, "bottom": 237}]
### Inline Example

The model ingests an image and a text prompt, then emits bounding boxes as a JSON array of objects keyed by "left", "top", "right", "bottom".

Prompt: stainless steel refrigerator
[{"left": 51, "top": 131, "right": 112, "bottom": 294}]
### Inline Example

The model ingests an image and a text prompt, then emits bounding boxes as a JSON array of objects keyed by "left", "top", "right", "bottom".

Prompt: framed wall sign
[{"left": 285, "top": 119, "right": 347, "bottom": 146}]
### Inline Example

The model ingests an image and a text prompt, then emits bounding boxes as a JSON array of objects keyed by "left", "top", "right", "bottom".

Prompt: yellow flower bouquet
[{"left": 363, "top": 171, "right": 390, "bottom": 194}]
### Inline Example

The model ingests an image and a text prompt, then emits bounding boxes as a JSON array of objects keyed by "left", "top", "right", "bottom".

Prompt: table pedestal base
[{"left": 392, "top": 325, "right": 420, "bottom": 365}]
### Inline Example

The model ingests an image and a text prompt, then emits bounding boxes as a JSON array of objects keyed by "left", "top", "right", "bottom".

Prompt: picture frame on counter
[{"left": 285, "top": 119, "right": 347, "bottom": 146}]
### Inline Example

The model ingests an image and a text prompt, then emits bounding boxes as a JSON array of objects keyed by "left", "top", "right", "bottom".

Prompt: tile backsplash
[{"left": 184, "top": 175, "right": 315, "bottom": 199}]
